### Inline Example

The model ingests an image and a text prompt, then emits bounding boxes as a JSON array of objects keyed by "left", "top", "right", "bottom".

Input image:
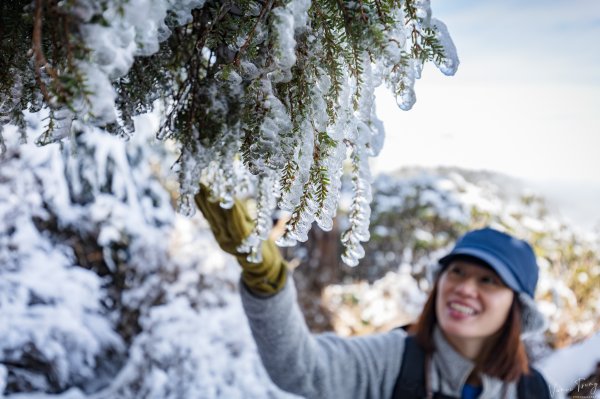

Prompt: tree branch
[
  {"left": 233, "top": 0, "right": 274, "bottom": 66},
  {"left": 32, "top": 0, "right": 51, "bottom": 102}
]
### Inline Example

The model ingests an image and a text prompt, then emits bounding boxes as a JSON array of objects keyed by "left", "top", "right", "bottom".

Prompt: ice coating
[
  {"left": 432, "top": 18, "right": 460, "bottom": 76},
  {"left": 269, "top": 8, "right": 297, "bottom": 83},
  {"left": 268, "top": 0, "right": 311, "bottom": 83},
  {"left": 413, "top": 0, "right": 432, "bottom": 25},
  {"left": 278, "top": 118, "right": 313, "bottom": 215},
  {"left": 0, "top": 0, "right": 459, "bottom": 268},
  {"left": 314, "top": 71, "right": 352, "bottom": 232}
]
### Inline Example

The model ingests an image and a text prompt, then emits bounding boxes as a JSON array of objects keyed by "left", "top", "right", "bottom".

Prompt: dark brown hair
[{"left": 409, "top": 271, "right": 530, "bottom": 382}]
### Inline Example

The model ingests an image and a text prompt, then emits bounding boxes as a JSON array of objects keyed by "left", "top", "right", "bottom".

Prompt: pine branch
[{"left": 233, "top": 0, "right": 275, "bottom": 66}]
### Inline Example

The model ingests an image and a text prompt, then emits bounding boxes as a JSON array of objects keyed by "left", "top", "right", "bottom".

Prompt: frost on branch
[{"left": 0, "top": 0, "right": 459, "bottom": 265}]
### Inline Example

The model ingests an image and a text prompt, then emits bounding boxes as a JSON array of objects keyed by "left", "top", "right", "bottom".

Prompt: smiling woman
[
  {"left": 436, "top": 262, "right": 515, "bottom": 359},
  {"left": 403, "top": 229, "right": 549, "bottom": 398}
]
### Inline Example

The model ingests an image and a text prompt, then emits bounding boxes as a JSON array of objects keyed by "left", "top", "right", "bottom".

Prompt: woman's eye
[
  {"left": 480, "top": 276, "right": 499, "bottom": 285},
  {"left": 449, "top": 266, "right": 464, "bottom": 276}
]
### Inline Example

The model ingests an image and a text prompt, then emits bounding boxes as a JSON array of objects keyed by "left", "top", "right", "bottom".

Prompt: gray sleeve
[{"left": 240, "top": 277, "right": 407, "bottom": 399}]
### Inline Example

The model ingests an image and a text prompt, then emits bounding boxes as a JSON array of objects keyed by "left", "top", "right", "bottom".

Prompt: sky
[{"left": 371, "top": 0, "right": 600, "bottom": 230}]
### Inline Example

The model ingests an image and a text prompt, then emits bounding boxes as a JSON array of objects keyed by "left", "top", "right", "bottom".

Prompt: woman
[{"left": 196, "top": 189, "right": 555, "bottom": 399}]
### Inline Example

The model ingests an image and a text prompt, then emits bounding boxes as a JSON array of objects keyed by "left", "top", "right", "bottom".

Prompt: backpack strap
[
  {"left": 392, "top": 335, "right": 427, "bottom": 399},
  {"left": 517, "top": 367, "right": 551, "bottom": 399}
]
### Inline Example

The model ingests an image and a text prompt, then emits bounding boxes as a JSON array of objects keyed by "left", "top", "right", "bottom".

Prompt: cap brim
[{"left": 439, "top": 248, "right": 522, "bottom": 294}]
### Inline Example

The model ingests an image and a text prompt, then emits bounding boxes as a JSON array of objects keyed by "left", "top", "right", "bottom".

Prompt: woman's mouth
[{"left": 447, "top": 301, "right": 479, "bottom": 318}]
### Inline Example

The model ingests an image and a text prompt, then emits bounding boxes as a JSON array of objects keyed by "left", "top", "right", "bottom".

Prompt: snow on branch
[{"left": 0, "top": 0, "right": 459, "bottom": 265}]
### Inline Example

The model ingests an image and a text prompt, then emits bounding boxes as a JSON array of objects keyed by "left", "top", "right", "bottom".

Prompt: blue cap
[{"left": 439, "top": 228, "right": 539, "bottom": 298}]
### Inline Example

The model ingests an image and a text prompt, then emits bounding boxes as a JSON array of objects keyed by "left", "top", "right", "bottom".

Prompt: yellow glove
[{"left": 194, "top": 186, "right": 287, "bottom": 295}]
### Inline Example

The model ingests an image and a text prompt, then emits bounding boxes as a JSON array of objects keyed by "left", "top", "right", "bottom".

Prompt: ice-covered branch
[{"left": 0, "top": 0, "right": 458, "bottom": 265}]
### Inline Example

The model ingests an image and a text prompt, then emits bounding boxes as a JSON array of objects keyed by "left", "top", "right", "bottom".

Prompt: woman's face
[{"left": 435, "top": 260, "right": 515, "bottom": 355}]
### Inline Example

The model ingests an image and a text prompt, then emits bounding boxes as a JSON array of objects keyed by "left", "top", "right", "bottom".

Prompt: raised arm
[{"left": 195, "top": 186, "right": 407, "bottom": 399}]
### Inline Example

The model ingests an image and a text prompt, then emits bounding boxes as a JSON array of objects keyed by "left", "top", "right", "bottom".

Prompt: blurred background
[{"left": 374, "top": 0, "right": 600, "bottom": 231}]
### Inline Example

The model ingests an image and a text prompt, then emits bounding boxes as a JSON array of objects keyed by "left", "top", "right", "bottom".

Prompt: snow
[
  {"left": 325, "top": 267, "right": 428, "bottom": 335},
  {"left": 0, "top": 131, "right": 126, "bottom": 393},
  {"left": 0, "top": 116, "right": 297, "bottom": 397}
]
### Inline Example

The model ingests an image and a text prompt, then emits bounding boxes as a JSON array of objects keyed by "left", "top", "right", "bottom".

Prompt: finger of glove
[
  {"left": 195, "top": 185, "right": 253, "bottom": 241},
  {"left": 194, "top": 193, "right": 239, "bottom": 253},
  {"left": 194, "top": 194, "right": 230, "bottom": 237},
  {"left": 228, "top": 199, "right": 255, "bottom": 242},
  {"left": 237, "top": 239, "right": 283, "bottom": 270}
]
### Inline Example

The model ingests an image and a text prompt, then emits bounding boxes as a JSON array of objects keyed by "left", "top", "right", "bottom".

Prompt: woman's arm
[
  {"left": 241, "top": 277, "right": 407, "bottom": 399},
  {"left": 195, "top": 187, "right": 407, "bottom": 398}
]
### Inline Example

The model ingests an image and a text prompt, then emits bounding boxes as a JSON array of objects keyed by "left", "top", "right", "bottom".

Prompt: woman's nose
[{"left": 454, "top": 277, "right": 478, "bottom": 296}]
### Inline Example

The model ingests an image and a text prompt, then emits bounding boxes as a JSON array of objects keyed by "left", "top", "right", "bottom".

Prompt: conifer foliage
[{"left": 0, "top": 0, "right": 458, "bottom": 265}]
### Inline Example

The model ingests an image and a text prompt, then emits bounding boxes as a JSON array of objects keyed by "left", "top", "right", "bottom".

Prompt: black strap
[
  {"left": 392, "top": 336, "right": 458, "bottom": 398},
  {"left": 517, "top": 367, "right": 551, "bottom": 399},
  {"left": 392, "top": 335, "right": 427, "bottom": 398},
  {"left": 393, "top": 334, "right": 551, "bottom": 399}
]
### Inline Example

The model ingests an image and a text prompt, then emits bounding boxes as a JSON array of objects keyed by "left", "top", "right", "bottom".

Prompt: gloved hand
[{"left": 194, "top": 185, "right": 287, "bottom": 295}]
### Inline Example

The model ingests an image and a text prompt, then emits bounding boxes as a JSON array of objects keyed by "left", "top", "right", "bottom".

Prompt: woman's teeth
[{"left": 449, "top": 302, "right": 476, "bottom": 315}]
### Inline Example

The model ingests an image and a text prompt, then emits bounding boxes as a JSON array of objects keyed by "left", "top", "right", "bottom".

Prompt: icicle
[
  {"left": 157, "top": 85, "right": 192, "bottom": 141},
  {"left": 277, "top": 68, "right": 335, "bottom": 245},
  {"left": 35, "top": 108, "right": 75, "bottom": 145},
  {"left": 341, "top": 113, "right": 373, "bottom": 266},
  {"left": 167, "top": 0, "right": 207, "bottom": 26},
  {"left": 176, "top": 144, "right": 210, "bottom": 217},
  {"left": 269, "top": 7, "right": 296, "bottom": 83},
  {"left": 393, "top": 59, "right": 418, "bottom": 111},
  {"left": 313, "top": 70, "right": 349, "bottom": 231},
  {"left": 202, "top": 118, "right": 245, "bottom": 210},
  {"left": 0, "top": 125, "right": 6, "bottom": 156},
  {"left": 288, "top": 0, "right": 311, "bottom": 31},
  {"left": 278, "top": 118, "right": 313, "bottom": 214},
  {"left": 244, "top": 78, "right": 293, "bottom": 176},
  {"left": 357, "top": 53, "right": 385, "bottom": 157},
  {"left": 431, "top": 18, "right": 459, "bottom": 76},
  {"left": 237, "top": 172, "right": 278, "bottom": 263},
  {"left": 268, "top": 0, "right": 311, "bottom": 83},
  {"left": 413, "top": 0, "right": 432, "bottom": 26},
  {"left": 1, "top": 74, "right": 26, "bottom": 152}
]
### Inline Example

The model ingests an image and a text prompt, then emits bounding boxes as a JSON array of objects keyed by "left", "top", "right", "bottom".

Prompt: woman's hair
[{"left": 409, "top": 268, "right": 530, "bottom": 382}]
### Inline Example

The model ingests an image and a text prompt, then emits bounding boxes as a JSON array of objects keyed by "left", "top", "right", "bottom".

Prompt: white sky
[{"left": 371, "top": 0, "right": 600, "bottom": 230}]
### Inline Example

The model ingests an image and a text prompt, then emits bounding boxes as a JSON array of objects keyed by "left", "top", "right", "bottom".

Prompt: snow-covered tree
[
  {"left": 0, "top": 120, "right": 295, "bottom": 398},
  {"left": 0, "top": 0, "right": 458, "bottom": 265},
  {"left": 0, "top": 111, "right": 177, "bottom": 393}
]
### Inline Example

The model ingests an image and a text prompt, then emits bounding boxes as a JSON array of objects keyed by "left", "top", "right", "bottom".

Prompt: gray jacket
[{"left": 241, "top": 278, "right": 533, "bottom": 399}]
